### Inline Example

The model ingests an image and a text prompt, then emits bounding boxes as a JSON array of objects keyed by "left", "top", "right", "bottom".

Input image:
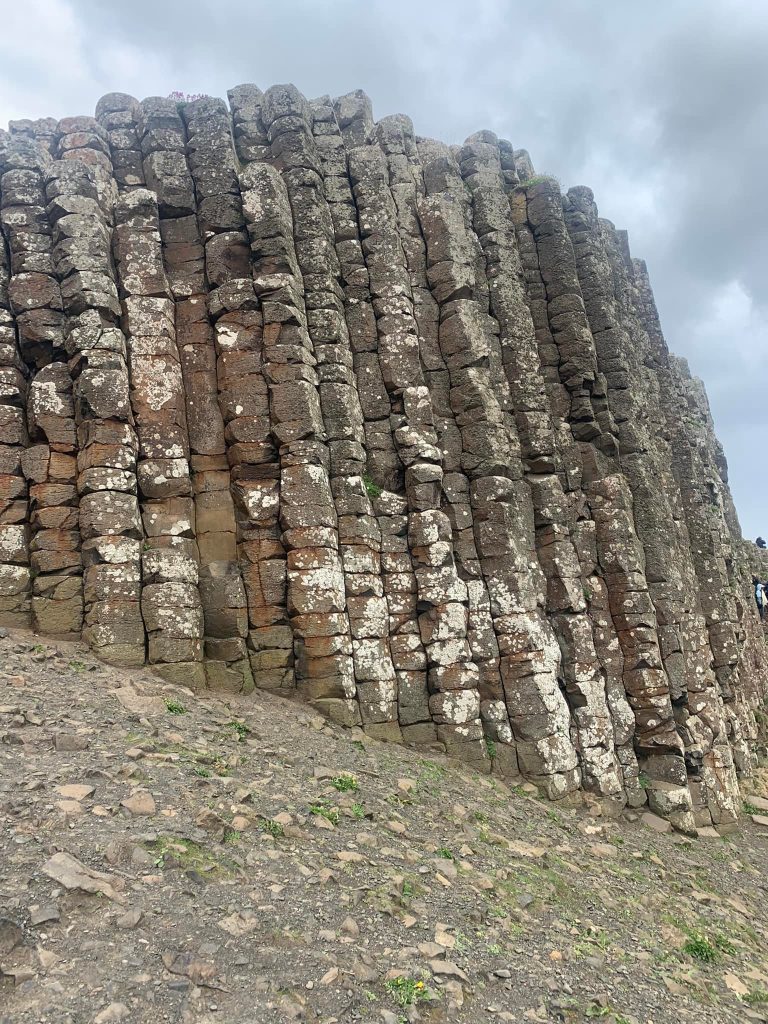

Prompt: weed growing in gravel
[
  {"left": 352, "top": 739, "right": 366, "bottom": 752},
  {"left": 401, "top": 880, "right": 414, "bottom": 900},
  {"left": 69, "top": 660, "right": 87, "bottom": 672},
  {"left": 227, "top": 720, "right": 250, "bottom": 741},
  {"left": 418, "top": 760, "right": 446, "bottom": 794},
  {"left": 743, "top": 800, "right": 760, "bottom": 815},
  {"left": 192, "top": 766, "right": 211, "bottom": 777},
  {"left": 683, "top": 930, "right": 719, "bottom": 962},
  {"left": 331, "top": 774, "right": 358, "bottom": 792},
  {"left": 32, "top": 644, "right": 45, "bottom": 654},
  {"left": 309, "top": 800, "right": 339, "bottom": 825},
  {"left": 165, "top": 699, "right": 187, "bottom": 715},
  {"left": 351, "top": 802, "right": 365, "bottom": 819},
  {"left": 438, "top": 847, "right": 455, "bottom": 860},
  {"left": 385, "top": 976, "right": 430, "bottom": 1007},
  {"left": 148, "top": 836, "right": 226, "bottom": 874},
  {"left": 259, "top": 818, "right": 285, "bottom": 838},
  {"left": 223, "top": 828, "right": 241, "bottom": 844},
  {"left": 745, "top": 989, "right": 768, "bottom": 1005}
]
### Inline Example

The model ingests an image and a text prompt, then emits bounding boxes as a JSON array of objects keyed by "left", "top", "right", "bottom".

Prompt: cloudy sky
[{"left": 2, "top": 0, "right": 766, "bottom": 538}]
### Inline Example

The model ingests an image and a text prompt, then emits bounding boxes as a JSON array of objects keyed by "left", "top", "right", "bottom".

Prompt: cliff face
[{"left": 0, "top": 84, "right": 764, "bottom": 830}]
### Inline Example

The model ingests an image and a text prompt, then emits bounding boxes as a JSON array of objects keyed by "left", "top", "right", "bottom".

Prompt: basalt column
[
  {"left": 417, "top": 145, "right": 582, "bottom": 795},
  {"left": 513, "top": 177, "right": 688, "bottom": 820},
  {"left": 112, "top": 187, "right": 205, "bottom": 686},
  {"left": 310, "top": 98, "right": 435, "bottom": 743},
  {"left": 456, "top": 135, "right": 625, "bottom": 802},
  {"left": 263, "top": 86, "right": 401, "bottom": 735},
  {"left": 562, "top": 186, "right": 739, "bottom": 826},
  {"left": 0, "top": 158, "right": 33, "bottom": 629},
  {"left": 379, "top": 121, "right": 514, "bottom": 764},
  {"left": 44, "top": 158, "right": 145, "bottom": 666},
  {"left": 344, "top": 119, "right": 485, "bottom": 767}
]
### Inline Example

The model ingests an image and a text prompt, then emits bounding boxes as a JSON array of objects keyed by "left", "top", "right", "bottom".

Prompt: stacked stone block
[{"left": 0, "top": 83, "right": 764, "bottom": 826}]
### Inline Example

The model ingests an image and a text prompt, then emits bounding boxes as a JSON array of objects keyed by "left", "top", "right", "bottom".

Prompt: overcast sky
[{"left": 2, "top": 0, "right": 766, "bottom": 539}]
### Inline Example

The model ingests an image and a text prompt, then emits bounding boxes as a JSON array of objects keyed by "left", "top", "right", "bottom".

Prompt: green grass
[
  {"left": 744, "top": 990, "right": 768, "bottom": 1006},
  {"left": 437, "top": 847, "right": 455, "bottom": 860},
  {"left": 309, "top": 800, "right": 339, "bottom": 825},
  {"left": 192, "top": 766, "right": 211, "bottom": 777},
  {"left": 743, "top": 800, "right": 760, "bottom": 816},
  {"left": 259, "top": 818, "right": 285, "bottom": 838},
  {"left": 226, "top": 720, "right": 249, "bottom": 741},
  {"left": 362, "top": 473, "right": 382, "bottom": 499},
  {"left": 351, "top": 802, "right": 365, "bottom": 819},
  {"left": 518, "top": 173, "right": 560, "bottom": 189},
  {"left": 385, "top": 977, "right": 431, "bottom": 1007},
  {"left": 682, "top": 931, "right": 719, "bottom": 962},
  {"left": 69, "top": 660, "right": 87, "bottom": 672},
  {"left": 401, "top": 880, "right": 414, "bottom": 900},
  {"left": 146, "top": 836, "right": 230, "bottom": 875},
  {"left": 331, "top": 774, "right": 358, "bottom": 792},
  {"left": 223, "top": 828, "right": 241, "bottom": 844},
  {"left": 418, "top": 759, "right": 445, "bottom": 783},
  {"left": 165, "top": 699, "right": 187, "bottom": 715}
]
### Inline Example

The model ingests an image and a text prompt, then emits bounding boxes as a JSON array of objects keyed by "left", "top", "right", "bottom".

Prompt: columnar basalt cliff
[{"left": 0, "top": 85, "right": 765, "bottom": 830}]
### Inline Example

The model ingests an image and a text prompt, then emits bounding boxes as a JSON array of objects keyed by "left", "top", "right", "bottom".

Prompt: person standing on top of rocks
[{"left": 754, "top": 577, "right": 766, "bottom": 621}]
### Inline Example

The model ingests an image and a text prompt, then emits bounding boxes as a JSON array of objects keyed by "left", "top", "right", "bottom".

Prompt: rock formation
[{"left": 0, "top": 84, "right": 765, "bottom": 830}]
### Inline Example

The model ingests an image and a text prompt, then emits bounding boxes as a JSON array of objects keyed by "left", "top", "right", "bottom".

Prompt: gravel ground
[{"left": 2, "top": 628, "right": 768, "bottom": 1024}]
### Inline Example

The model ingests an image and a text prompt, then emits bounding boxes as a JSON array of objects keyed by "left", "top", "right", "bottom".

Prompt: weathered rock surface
[{"left": 0, "top": 86, "right": 766, "bottom": 827}]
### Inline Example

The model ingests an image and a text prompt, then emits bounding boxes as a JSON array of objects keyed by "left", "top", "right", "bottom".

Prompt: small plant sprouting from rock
[
  {"left": 165, "top": 699, "right": 187, "bottom": 715},
  {"left": 362, "top": 472, "right": 382, "bottom": 499},
  {"left": 438, "top": 847, "right": 455, "bottom": 860},
  {"left": 227, "top": 720, "right": 249, "bottom": 742},
  {"left": 192, "top": 765, "right": 211, "bottom": 778},
  {"left": 259, "top": 818, "right": 285, "bottom": 838},
  {"left": 68, "top": 660, "right": 87, "bottom": 672},
  {"left": 385, "top": 976, "right": 430, "bottom": 1007},
  {"left": 682, "top": 930, "right": 719, "bottom": 962},
  {"left": 518, "top": 173, "right": 561, "bottom": 189},
  {"left": 351, "top": 802, "right": 365, "bottom": 819},
  {"left": 223, "top": 827, "right": 241, "bottom": 844},
  {"left": 743, "top": 799, "right": 760, "bottom": 816},
  {"left": 331, "top": 773, "right": 358, "bottom": 792},
  {"left": 309, "top": 800, "right": 339, "bottom": 825},
  {"left": 484, "top": 737, "right": 497, "bottom": 761}
]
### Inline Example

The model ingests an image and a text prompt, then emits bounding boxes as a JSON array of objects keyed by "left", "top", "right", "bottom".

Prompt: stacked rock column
[
  {"left": 310, "top": 99, "right": 435, "bottom": 743},
  {"left": 44, "top": 158, "right": 145, "bottom": 665},
  {"left": 261, "top": 85, "right": 400, "bottom": 735},
  {"left": 455, "top": 135, "right": 625, "bottom": 801},
  {"left": 180, "top": 96, "right": 259, "bottom": 693},
  {"left": 416, "top": 146, "right": 581, "bottom": 795},
  {"left": 112, "top": 187, "right": 205, "bottom": 686},
  {"left": 341, "top": 110, "right": 485, "bottom": 767},
  {"left": 237, "top": 150, "right": 358, "bottom": 720},
  {"left": 0, "top": 139, "right": 84, "bottom": 636},
  {"left": 512, "top": 177, "right": 686, "bottom": 818},
  {"left": 0, "top": 161, "right": 33, "bottom": 628},
  {"left": 376, "top": 122, "right": 517, "bottom": 766}
]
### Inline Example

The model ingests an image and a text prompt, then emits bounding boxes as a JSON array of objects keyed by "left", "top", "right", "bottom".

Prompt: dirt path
[{"left": 2, "top": 628, "right": 768, "bottom": 1024}]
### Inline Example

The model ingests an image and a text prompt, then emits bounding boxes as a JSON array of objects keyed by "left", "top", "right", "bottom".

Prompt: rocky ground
[{"left": 3, "top": 629, "right": 768, "bottom": 1024}]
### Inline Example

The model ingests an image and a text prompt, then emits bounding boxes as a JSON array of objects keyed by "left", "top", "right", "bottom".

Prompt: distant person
[
  {"left": 754, "top": 577, "right": 765, "bottom": 621},
  {"left": 757, "top": 537, "right": 767, "bottom": 549}
]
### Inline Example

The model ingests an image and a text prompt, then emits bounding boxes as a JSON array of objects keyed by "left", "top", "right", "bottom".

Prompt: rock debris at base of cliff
[
  {"left": 0, "top": 85, "right": 766, "bottom": 831},
  {"left": 4, "top": 632, "right": 768, "bottom": 1024}
]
